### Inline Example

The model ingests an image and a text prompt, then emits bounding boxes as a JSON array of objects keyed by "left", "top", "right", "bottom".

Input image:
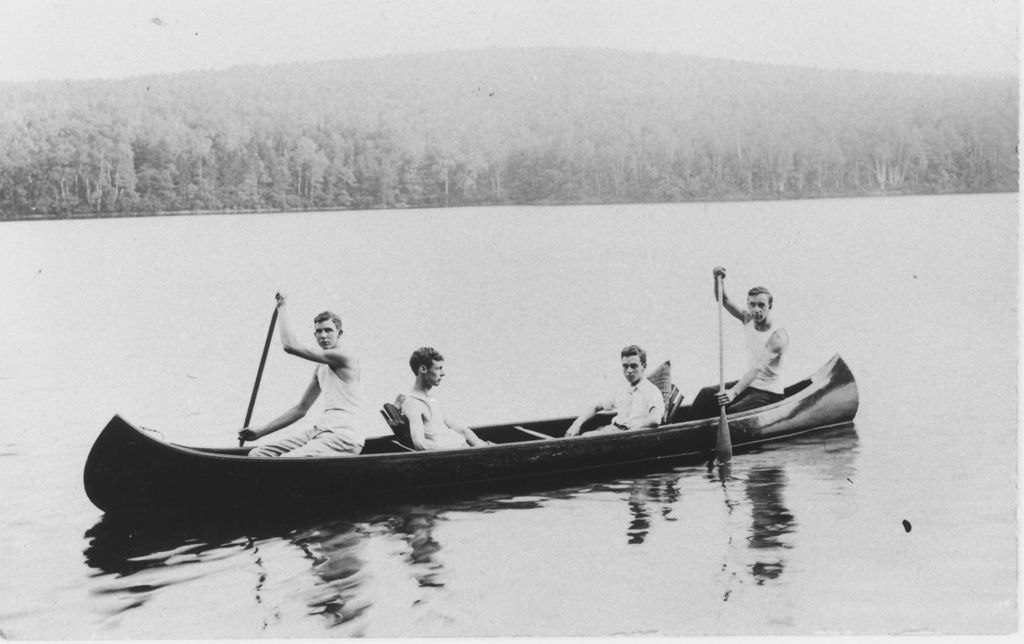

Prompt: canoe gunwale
[
  {"left": 84, "top": 354, "right": 858, "bottom": 513},
  {"left": 161, "top": 353, "right": 852, "bottom": 461}
]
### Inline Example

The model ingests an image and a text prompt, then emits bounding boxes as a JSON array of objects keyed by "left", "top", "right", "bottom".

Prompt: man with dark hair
[
  {"left": 564, "top": 344, "right": 666, "bottom": 437},
  {"left": 238, "top": 294, "right": 366, "bottom": 457},
  {"left": 400, "top": 347, "right": 488, "bottom": 450},
  {"left": 689, "top": 266, "right": 789, "bottom": 418},
  {"left": 408, "top": 346, "right": 444, "bottom": 376}
]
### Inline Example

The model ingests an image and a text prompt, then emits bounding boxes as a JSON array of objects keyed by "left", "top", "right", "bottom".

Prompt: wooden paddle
[
  {"left": 240, "top": 298, "right": 279, "bottom": 446},
  {"left": 716, "top": 273, "right": 733, "bottom": 464}
]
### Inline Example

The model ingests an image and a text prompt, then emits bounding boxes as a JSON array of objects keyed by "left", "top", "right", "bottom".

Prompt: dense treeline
[{"left": 0, "top": 49, "right": 1017, "bottom": 219}]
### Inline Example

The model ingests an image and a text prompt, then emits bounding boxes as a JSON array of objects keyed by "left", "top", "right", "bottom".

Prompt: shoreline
[{"left": 0, "top": 188, "right": 1008, "bottom": 223}]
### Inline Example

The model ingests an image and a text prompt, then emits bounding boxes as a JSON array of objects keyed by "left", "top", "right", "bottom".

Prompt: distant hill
[{"left": 0, "top": 48, "right": 1017, "bottom": 219}]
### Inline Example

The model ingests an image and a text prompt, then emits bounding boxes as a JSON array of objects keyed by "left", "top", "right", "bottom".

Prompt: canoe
[{"left": 84, "top": 354, "right": 858, "bottom": 515}]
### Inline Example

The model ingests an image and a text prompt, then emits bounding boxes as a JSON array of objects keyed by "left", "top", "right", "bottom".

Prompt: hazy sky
[{"left": 0, "top": 0, "right": 1018, "bottom": 82}]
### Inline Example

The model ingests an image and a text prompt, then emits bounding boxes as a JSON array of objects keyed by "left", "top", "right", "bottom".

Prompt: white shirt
[
  {"left": 601, "top": 378, "right": 666, "bottom": 429},
  {"left": 314, "top": 363, "right": 366, "bottom": 445}
]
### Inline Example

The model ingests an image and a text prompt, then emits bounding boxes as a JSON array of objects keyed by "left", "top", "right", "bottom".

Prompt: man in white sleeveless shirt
[
  {"left": 712, "top": 265, "right": 789, "bottom": 413},
  {"left": 238, "top": 294, "right": 366, "bottom": 457},
  {"left": 400, "top": 347, "right": 488, "bottom": 451}
]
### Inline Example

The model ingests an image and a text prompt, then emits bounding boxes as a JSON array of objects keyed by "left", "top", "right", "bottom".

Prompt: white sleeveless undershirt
[
  {"left": 744, "top": 320, "right": 785, "bottom": 395},
  {"left": 403, "top": 392, "right": 467, "bottom": 450},
  {"left": 315, "top": 363, "right": 365, "bottom": 444}
]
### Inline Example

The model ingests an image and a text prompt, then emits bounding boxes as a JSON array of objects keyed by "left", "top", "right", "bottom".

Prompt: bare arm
[
  {"left": 238, "top": 374, "right": 320, "bottom": 442},
  {"left": 563, "top": 401, "right": 607, "bottom": 437},
  {"left": 444, "top": 416, "right": 489, "bottom": 447},
  {"left": 721, "top": 367, "right": 759, "bottom": 402},
  {"left": 717, "top": 329, "right": 789, "bottom": 404},
  {"left": 713, "top": 266, "right": 746, "bottom": 322},
  {"left": 276, "top": 294, "right": 358, "bottom": 372}
]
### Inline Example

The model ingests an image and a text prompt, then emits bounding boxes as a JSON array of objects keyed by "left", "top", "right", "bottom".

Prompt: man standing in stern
[{"left": 238, "top": 294, "right": 366, "bottom": 457}]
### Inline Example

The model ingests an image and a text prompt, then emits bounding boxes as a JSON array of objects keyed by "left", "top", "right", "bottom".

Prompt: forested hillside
[{"left": 0, "top": 49, "right": 1017, "bottom": 219}]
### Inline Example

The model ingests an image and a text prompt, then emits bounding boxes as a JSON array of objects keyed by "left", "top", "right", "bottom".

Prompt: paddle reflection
[{"left": 694, "top": 424, "right": 859, "bottom": 600}]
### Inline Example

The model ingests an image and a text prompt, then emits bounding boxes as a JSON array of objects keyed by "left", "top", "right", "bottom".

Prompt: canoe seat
[
  {"left": 663, "top": 384, "right": 685, "bottom": 424},
  {"left": 784, "top": 379, "right": 812, "bottom": 397},
  {"left": 380, "top": 402, "right": 415, "bottom": 450}
]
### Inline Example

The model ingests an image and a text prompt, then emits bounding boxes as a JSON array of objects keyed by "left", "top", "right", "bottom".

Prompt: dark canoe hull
[{"left": 84, "top": 354, "right": 858, "bottom": 515}]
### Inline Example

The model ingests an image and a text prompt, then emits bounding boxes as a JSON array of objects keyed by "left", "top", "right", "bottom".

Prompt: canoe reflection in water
[
  {"left": 623, "top": 424, "right": 858, "bottom": 589},
  {"left": 274, "top": 505, "right": 460, "bottom": 627},
  {"left": 82, "top": 426, "right": 857, "bottom": 633},
  {"left": 83, "top": 508, "right": 420, "bottom": 631},
  {"left": 83, "top": 497, "right": 546, "bottom": 633}
]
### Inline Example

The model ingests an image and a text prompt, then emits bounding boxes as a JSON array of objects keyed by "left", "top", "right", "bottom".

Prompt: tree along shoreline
[
  {"left": 1, "top": 187, "right": 1007, "bottom": 223},
  {"left": 2, "top": 50, "right": 1016, "bottom": 220}
]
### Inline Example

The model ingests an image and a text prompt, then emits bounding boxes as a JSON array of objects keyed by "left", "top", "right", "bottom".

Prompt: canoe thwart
[{"left": 513, "top": 425, "right": 554, "bottom": 440}]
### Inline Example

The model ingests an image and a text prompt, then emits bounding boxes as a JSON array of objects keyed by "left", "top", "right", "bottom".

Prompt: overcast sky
[{"left": 0, "top": 0, "right": 1018, "bottom": 82}]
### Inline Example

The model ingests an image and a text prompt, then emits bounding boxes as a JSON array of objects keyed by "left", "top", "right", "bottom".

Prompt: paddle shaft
[
  {"left": 716, "top": 274, "right": 733, "bottom": 463},
  {"left": 241, "top": 304, "right": 279, "bottom": 445}
]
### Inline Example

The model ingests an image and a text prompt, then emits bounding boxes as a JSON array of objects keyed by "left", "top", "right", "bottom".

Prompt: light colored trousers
[{"left": 249, "top": 426, "right": 363, "bottom": 458}]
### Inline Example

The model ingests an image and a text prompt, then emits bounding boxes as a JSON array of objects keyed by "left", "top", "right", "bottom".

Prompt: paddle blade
[{"left": 716, "top": 407, "right": 733, "bottom": 463}]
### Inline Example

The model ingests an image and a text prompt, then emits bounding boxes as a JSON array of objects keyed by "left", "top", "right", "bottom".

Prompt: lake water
[{"left": 0, "top": 194, "right": 1017, "bottom": 637}]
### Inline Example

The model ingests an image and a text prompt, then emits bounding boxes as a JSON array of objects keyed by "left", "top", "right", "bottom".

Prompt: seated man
[
  {"left": 688, "top": 266, "right": 789, "bottom": 419},
  {"left": 238, "top": 294, "right": 366, "bottom": 457},
  {"left": 564, "top": 345, "right": 666, "bottom": 437},
  {"left": 400, "top": 347, "right": 488, "bottom": 451}
]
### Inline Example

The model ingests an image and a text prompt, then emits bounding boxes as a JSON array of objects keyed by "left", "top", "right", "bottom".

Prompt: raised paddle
[
  {"left": 715, "top": 273, "right": 733, "bottom": 464},
  {"left": 240, "top": 297, "right": 279, "bottom": 446}
]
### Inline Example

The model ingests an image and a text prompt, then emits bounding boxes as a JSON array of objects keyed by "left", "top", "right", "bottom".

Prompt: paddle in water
[
  {"left": 240, "top": 295, "right": 280, "bottom": 446},
  {"left": 715, "top": 272, "right": 733, "bottom": 464}
]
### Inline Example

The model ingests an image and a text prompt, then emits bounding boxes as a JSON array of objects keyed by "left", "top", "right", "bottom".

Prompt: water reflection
[
  {"left": 84, "top": 516, "right": 247, "bottom": 592},
  {"left": 384, "top": 506, "right": 447, "bottom": 588},
  {"left": 287, "top": 520, "right": 371, "bottom": 627},
  {"left": 744, "top": 466, "right": 794, "bottom": 583},
  {"left": 81, "top": 427, "right": 858, "bottom": 632},
  {"left": 626, "top": 473, "right": 681, "bottom": 545},
  {"left": 616, "top": 424, "right": 859, "bottom": 592},
  {"left": 737, "top": 425, "right": 859, "bottom": 586},
  {"left": 83, "top": 494, "right": 546, "bottom": 632}
]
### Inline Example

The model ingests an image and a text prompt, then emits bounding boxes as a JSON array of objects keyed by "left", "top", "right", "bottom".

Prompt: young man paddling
[
  {"left": 691, "top": 266, "right": 789, "bottom": 417},
  {"left": 238, "top": 294, "right": 366, "bottom": 457},
  {"left": 563, "top": 345, "right": 666, "bottom": 437},
  {"left": 399, "top": 347, "right": 488, "bottom": 450}
]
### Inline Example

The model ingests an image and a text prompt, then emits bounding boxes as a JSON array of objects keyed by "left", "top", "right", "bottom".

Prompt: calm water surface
[{"left": 0, "top": 194, "right": 1017, "bottom": 637}]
